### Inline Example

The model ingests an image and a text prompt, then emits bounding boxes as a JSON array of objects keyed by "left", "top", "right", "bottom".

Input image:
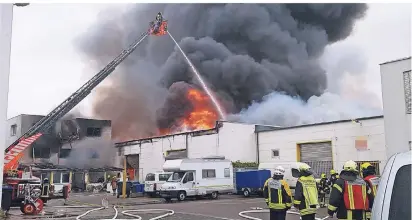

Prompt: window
[
  {"left": 32, "top": 147, "right": 51, "bottom": 159},
  {"left": 389, "top": 164, "right": 411, "bottom": 220},
  {"left": 186, "top": 172, "right": 194, "bottom": 182},
  {"left": 145, "top": 173, "right": 155, "bottom": 181},
  {"left": 59, "top": 149, "right": 71, "bottom": 158},
  {"left": 272, "top": 149, "right": 280, "bottom": 158},
  {"left": 10, "top": 124, "right": 17, "bottom": 136},
  {"left": 404, "top": 70, "right": 411, "bottom": 114},
  {"left": 53, "top": 172, "right": 62, "bottom": 184},
  {"left": 86, "top": 127, "right": 101, "bottom": 137},
  {"left": 202, "top": 169, "right": 216, "bottom": 178},
  {"left": 224, "top": 168, "right": 230, "bottom": 177},
  {"left": 159, "top": 174, "right": 171, "bottom": 181},
  {"left": 62, "top": 173, "right": 70, "bottom": 183}
]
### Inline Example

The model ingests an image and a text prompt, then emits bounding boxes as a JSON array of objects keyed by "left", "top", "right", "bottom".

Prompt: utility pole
[{"left": 0, "top": 3, "right": 29, "bottom": 209}]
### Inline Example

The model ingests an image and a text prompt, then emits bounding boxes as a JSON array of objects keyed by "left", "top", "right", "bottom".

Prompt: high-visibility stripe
[
  {"left": 348, "top": 185, "right": 355, "bottom": 210},
  {"left": 328, "top": 204, "right": 337, "bottom": 211},
  {"left": 278, "top": 188, "right": 282, "bottom": 205},
  {"left": 362, "top": 185, "right": 367, "bottom": 208},
  {"left": 333, "top": 184, "right": 343, "bottom": 193},
  {"left": 347, "top": 210, "right": 352, "bottom": 219}
]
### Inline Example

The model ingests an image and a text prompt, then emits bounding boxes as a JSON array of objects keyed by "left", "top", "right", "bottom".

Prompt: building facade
[
  {"left": 380, "top": 57, "right": 411, "bottom": 158},
  {"left": 116, "top": 116, "right": 386, "bottom": 182},
  {"left": 5, "top": 114, "right": 119, "bottom": 167}
]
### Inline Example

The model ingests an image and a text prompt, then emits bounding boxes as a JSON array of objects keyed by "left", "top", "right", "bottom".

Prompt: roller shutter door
[{"left": 299, "top": 142, "right": 333, "bottom": 178}]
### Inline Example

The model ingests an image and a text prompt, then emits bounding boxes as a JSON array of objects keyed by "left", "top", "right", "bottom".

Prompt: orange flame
[{"left": 182, "top": 89, "right": 219, "bottom": 130}]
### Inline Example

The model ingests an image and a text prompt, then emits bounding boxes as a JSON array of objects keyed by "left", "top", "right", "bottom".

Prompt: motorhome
[
  {"left": 159, "top": 156, "right": 234, "bottom": 201},
  {"left": 144, "top": 171, "right": 173, "bottom": 197}
]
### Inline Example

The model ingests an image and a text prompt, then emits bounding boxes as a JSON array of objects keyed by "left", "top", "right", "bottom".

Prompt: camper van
[{"left": 159, "top": 156, "right": 234, "bottom": 201}]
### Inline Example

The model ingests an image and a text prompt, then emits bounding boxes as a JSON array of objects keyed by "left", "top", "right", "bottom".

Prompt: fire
[{"left": 182, "top": 88, "right": 219, "bottom": 130}]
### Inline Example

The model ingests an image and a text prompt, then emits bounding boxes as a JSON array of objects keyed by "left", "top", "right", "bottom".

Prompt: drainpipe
[{"left": 256, "top": 132, "right": 260, "bottom": 164}]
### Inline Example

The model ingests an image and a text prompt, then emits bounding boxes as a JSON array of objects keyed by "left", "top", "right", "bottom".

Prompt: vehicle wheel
[
  {"left": 243, "top": 189, "right": 250, "bottom": 197},
  {"left": 177, "top": 191, "right": 186, "bottom": 201},
  {"left": 21, "top": 203, "right": 36, "bottom": 215},
  {"left": 210, "top": 191, "right": 219, "bottom": 200}
]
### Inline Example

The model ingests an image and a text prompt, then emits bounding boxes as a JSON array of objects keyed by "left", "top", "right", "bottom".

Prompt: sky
[{"left": 6, "top": 3, "right": 412, "bottom": 119}]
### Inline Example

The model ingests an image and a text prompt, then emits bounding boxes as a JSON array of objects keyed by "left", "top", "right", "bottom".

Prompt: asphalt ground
[{"left": 6, "top": 193, "right": 336, "bottom": 220}]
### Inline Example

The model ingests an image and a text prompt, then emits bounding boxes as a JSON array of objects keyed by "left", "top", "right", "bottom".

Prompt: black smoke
[{"left": 75, "top": 4, "right": 368, "bottom": 138}]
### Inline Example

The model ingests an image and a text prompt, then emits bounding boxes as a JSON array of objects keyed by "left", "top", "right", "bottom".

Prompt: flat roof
[
  {"left": 115, "top": 115, "right": 383, "bottom": 147},
  {"left": 379, "top": 56, "right": 411, "bottom": 65},
  {"left": 256, "top": 115, "right": 384, "bottom": 133}
]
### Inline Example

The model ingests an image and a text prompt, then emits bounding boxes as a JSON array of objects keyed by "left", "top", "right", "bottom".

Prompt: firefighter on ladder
[
  {"left": 327, "top": 160, "right": 374, "bottom": 220},
  {"left": 263, "top": 166, "right": 292, "bottom": 220},
  {"left": 292, "top": 162, "right": 319, "bottom": 220},
  {"left": 360, "top": 162, "right": 379, "bottom": 220}
]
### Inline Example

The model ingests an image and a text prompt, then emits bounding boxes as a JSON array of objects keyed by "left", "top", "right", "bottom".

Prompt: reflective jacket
[
  {"left": 329, "top": 173, "right": 339, "bottom": 186},
  {"left": 318, "top": 178, "right": 330, "bottom": 194},
  {"left": 328, "top": 177, "right": 374, "bottom": 220},
  {"left": 293, "top": 175, "right": 319, "bottom": 216},
  {"left": 263, "top": 178, "right": 292, "bottom": 210},
  {"left": 363, "top": 175, "right": 379, "bottom": 219}
]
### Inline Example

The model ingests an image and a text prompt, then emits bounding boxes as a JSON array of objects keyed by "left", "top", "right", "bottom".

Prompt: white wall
[
  {"left": 258, "top": 117, "right": 386, "bottom": 174},
  {"left": 380, "top": 58, "right": 412, "bottom": 158},
  {"left": 122, "top": 122, "right": 256, "bottom": 182},
  {"left": 5, "top": 115, "right": 22, "bottom": 147}
]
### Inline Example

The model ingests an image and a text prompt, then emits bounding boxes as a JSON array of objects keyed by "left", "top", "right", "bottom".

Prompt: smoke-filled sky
[{"left": 7, "top": 3, "right": 412, "bottom": 139}]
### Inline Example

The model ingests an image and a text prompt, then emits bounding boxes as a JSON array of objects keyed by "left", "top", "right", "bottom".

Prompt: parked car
[
  {"left": 144, "top": 171, "right": 172, "bottom": 197},
  {"left": 372, "top": 150, "right": 411, "bottom": 220}
]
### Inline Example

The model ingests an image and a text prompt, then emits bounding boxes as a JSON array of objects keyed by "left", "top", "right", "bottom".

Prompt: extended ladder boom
[{"left": 4, "top": 32, "right": 148, "bottom": 169}]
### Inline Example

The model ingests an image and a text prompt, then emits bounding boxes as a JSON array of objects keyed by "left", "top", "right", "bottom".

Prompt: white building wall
[
  {"left": 380, "top": 58, "right": 411, "bottom": 158},
  {"left": 123, "top": 122, "right": 257, "bottom": 182},
  {"left": 258, "top": 117, "right": 386, "bottom": 173}
]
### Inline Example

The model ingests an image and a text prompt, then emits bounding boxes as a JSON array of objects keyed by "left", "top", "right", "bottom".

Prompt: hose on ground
[
  {"left": 73, "top": 205, "right": 174, "bottom": 220},
  {"left": 239, "top": 208, "right": 330, "bottom": 220}
]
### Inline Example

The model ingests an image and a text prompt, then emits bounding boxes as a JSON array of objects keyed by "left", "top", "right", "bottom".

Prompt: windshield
[
  {"left": 145, "top": 173, "right": 155, "bottom": 181},
  {"left": 167, "top": 172, "right": 186, "bottom": 182}
]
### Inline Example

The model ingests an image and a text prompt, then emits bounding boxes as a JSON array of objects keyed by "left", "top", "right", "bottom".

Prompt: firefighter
[
  {"left": 292, "top": 163, "right": 319, "bottom": 220},
  {"left": 318, "top": 173, "right": 330, "bottom": 208},
  {"left": 361, "top": 162, "right": 379, "bottom": 220},
  {"left": 329, "top": 169, "right": 339, "bottom": 185},
  {"left": 263, "top": 166, "right": 292, "bottom": 220},
  {"left": 328, "top": 160, "right": 374, "bottom": 220}
]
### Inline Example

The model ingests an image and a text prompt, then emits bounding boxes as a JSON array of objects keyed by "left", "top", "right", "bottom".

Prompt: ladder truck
[{"left": 2, "top": 13, "right": 169, "bottom": 215}]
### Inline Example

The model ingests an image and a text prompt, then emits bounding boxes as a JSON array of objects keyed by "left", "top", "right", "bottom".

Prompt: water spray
[{"left": 168, "top": 31, "right": 227, "bottom": 120}]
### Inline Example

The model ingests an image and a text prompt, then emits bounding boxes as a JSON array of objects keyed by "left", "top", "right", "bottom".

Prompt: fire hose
[
  {"left": 74, "top": 205, "right": 175, "bottom": 220},
  {"left": 238, "top": 207, "right": 330, "bottom": 220}
]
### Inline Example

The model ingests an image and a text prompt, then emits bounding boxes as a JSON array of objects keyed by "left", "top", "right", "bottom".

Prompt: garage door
[
  {"left": 126, "top": 154, "right": 140, "bottom": 180},
  {"left": 299, "top": 142, "right": 333, "bottom": 178}
]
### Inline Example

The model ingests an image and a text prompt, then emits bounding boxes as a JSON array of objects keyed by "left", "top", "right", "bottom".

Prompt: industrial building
[
  {"left": 116, "top": 57, "right": 411, "bottom": 183},
  {"left": 116, "top": 115, "right": 385, "bottom": 182},
  {"left": 5, "top": 114, "right": 119, "bottom": 167}
]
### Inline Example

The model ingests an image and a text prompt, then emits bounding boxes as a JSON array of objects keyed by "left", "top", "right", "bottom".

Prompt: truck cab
[{"left": 372, "top": 150, "right": 411, "bottom": 220}]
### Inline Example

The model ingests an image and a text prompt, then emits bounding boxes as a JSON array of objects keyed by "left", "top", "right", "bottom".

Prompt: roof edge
[{"left": 379, "top": 56, "right": 411, "bottom": 65}]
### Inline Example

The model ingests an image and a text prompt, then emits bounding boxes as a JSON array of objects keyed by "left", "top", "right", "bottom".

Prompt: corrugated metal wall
[{"left": 299, "top": 142, "right": 333, "bottom": 178}]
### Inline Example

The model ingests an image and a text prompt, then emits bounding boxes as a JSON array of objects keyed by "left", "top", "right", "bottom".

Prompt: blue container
[
  {"left": 235, "top": 170, "right": 271, "bottom": 192},
  {"left": 117, "top": 181, "right": 133, "bottom": 198}
]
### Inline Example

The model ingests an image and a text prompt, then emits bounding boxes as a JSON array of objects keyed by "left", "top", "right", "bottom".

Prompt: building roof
[
  {"left": 115, "top": 115, "right": 383, "bottom": 148},
  {"left": 379, "top": 56, "right": 411, "bottom": 65},
  {"left": 256, "top": 115, "right": 384, "bottom": 133}
]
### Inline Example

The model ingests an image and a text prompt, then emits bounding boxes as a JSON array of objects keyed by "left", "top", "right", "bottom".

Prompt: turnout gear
[
  {"left": 361, "top": 163, "right": 379, "bottom": 219},
  {"left": 318, "top": 173, "right": 330, "bottom": 207},
  {"left": 328, "top": 161, "right": 374, "bottom": 220},
  {"left": 264, "top": 170, "right": 292, "bottom": 220},
  {"left": 292, "top": 163, "right": 319, "bottom": 219},
  {"left": 329, "top": 169, "right": 339, "bottom": 186}
]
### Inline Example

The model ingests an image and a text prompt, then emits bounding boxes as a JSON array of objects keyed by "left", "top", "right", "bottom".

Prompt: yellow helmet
[
  {"left": 330, "top": 169, "right": 336, "bottom": 175},
  {"left": 321, "top": 173, "right": 326, "bottom": 178},
  {"left": 360, "top": 162, "right": 372, "bottom": 171},
  {"left": 343, "top": 160, "right": 358, "bottom": 173},
  {"left": 298, "top": 162, "right": 311, "bottom": 171}
]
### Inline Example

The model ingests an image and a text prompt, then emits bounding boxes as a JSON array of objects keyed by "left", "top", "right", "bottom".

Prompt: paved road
[{"left": 7, "top": 193, "right": 335, "bottom": 220}]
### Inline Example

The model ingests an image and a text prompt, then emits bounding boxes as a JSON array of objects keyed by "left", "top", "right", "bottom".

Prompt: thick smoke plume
[{"left": 75, "top": 4, "right": 376, "bottom": 139}]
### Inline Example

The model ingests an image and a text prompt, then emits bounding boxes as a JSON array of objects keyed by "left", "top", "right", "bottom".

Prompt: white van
[
  {"left": 259, "top": 162, "right": 297, "bottom": 188},
  {"left": 159, "top": 156, "right": 234, "bottom": 201},
  {"left": 144, "top": 171, "right": 173, "bottom": 197},
  {"left": 372, "top": 150, "right": 411, "bottom": 220}
]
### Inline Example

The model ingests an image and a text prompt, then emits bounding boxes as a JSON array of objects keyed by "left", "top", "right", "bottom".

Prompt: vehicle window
[
  {"left": 187, "top": 172, "right": 194, "bottom": 181},
  {"left": 224, "top": 168, "right": 230, "bottom": 177},
  {"left": 169, "top": 172, "right": 185, "bottom": 182},
  {"left": 389, "top": 164, "right": 411, "bottom": 220},
  {"left": 145, "top": 173, "right": 155, "bottom": 181},
  {"left": 202, "top": 169, "right": 216, "bottom": 178},
  {"left": 159, "top": 174, "right": 171, "bottom": 181}
]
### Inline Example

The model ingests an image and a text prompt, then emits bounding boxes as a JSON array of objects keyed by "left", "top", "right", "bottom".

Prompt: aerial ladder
[{"left": 3, "top": 32, "right": 151, "bottom": 172}]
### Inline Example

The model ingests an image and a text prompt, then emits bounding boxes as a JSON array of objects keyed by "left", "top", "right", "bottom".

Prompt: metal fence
[
  {"left": 302, "top": 161, "right": 333, "bottom": 178},
  {"left": 355, "top": 160, "right": 381, "bottom": 176}
]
